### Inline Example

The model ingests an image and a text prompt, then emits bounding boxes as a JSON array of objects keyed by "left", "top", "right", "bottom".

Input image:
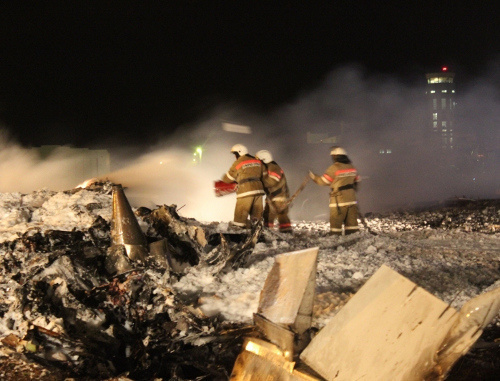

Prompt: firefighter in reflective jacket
[
  {"left": 221, "top": 144, "right": 265, "bottom": 228},
  {"left": 309, "top": 147, "right": 360, "bottom": 235},
  {"left": 255, "top": 150, "right": 293, "bottom": 233}
]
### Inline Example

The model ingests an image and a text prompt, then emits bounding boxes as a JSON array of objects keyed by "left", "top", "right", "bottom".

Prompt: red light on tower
[{"left": 442, "top": 66, "right": 448, "bottom": 72}]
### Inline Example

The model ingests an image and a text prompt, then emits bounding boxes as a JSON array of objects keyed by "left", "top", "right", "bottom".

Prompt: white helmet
[
  {"left": 330, "top": 146, "right": 347, "bottom": 156},
  {"left": 255, "top": 150, "right": 273, "bottom": 164},
  {"left": 230, "top": 144, "right": 248, "bottom": 156}
]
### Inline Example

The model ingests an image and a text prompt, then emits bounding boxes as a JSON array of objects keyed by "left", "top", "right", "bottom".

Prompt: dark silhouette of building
[{"left": 31, "top": 145, "right": 110, "bottom": 182}]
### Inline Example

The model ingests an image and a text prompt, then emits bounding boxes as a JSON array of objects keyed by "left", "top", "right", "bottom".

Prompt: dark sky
[{"left": 1, "top": 2, "right": 498, "bottom": 148}]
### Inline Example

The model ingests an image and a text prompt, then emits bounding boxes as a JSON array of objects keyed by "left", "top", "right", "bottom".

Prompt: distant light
[
  {"left": 194, "top": 146, "right": 203, "bottom": 162},
  {"left": 442, "top": 66, "right": 448, "bottom": 72},
  {"left": 159, "top": 161, "right": 163, "bottom": 164}
]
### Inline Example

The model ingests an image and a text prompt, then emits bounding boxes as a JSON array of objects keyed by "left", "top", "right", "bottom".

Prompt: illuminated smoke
[
  {"left": 1, "top": 63, "right": 498, "bottom": 222},
  {"left": 103, "top": 146, "right": 237, "bottom": 222},
  {"left": 0, "top": 131, "right": 94, "bottom": 193}
]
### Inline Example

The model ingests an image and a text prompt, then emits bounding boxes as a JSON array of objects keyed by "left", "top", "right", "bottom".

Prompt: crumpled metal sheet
[
  {"left": 202, "top": 218, "right": 264, "bottom": 274},
  {"left": 300, "top": 265, "right": 500, "bottom": 381},
  {"left": 232, "top": 259, "right": 500, "bottom": 381},
  {"left": 0, "top": 182, "right": 261, "bottom": 379}
]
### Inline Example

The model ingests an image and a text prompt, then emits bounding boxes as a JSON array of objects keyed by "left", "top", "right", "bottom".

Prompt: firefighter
[
  {"left": 255, "top": 150, "right": 293, "bottom": 233},
  {"left": 221, "top": 144, "right": 265, "bottom": 228},
  {"left": 309, "top": 147, "right": 360, "bottom": 235}
]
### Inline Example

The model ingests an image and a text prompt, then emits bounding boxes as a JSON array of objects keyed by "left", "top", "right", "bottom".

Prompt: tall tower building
[{"left": 425, "top": 67, "right": 456, "bottom": 150}]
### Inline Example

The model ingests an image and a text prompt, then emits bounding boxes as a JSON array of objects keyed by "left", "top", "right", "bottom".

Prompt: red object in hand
[{"left": 214, "top": 181, "right": 237, "bottom": 197}]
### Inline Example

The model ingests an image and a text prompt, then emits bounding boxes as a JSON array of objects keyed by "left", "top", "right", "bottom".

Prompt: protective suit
[
  {"left": 256, "top": 150, "right": 292, "bottom": 233},
  {"left": 309, "top": 147, "right": 360, "bottom": 235},
  {"left": 221, "top": 144, "right": 265, "bottom": 228}
]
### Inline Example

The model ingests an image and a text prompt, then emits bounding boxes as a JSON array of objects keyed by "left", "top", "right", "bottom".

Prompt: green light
[{"left": 195, "top": 146, "right": 203, "bottom": 162}]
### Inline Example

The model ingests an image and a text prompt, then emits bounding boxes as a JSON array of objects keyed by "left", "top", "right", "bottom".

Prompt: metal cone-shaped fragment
[{"left": 110, "top": 184, "right": 148, "bottom": 261}]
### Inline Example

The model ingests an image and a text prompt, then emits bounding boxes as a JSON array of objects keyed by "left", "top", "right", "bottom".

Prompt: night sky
[{"left": 1, "top": 2, "right": 498, "bottom": 148}]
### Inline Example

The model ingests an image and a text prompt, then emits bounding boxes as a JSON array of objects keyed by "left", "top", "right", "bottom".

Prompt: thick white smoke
[
  {"left": 0, "top": 131, "right": 95, "bottom": 193},
  {"left": 1, "top": 63, "right": 498, "bottom": 222},
  {"left": 104, "top": 144, "right": 237, "bottom": 222}
]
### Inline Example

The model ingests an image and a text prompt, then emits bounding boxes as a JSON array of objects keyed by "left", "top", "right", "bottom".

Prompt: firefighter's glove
[{"left": 308, "top": 170, "right": 315, "bottom": 180}]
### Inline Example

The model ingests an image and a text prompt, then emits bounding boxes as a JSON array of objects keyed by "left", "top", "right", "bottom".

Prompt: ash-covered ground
[{"left": 0, "top": 183, "right": 499, "bottom": 380}]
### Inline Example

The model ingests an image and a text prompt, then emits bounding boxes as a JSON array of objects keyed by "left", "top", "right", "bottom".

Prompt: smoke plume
[{"left": 1, "top": 63, "right": 498, "bottom": 222}]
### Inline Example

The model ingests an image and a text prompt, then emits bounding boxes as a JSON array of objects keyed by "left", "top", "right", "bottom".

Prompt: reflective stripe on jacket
[
  {"left": 221, "top": 154, "right": 265, "bottom": 198},
  {"left": 316, "top": 162, "right": 359, "bottom": 206},
  {"left": 262, "top": 161, "right": 289, "bottom": 200}
]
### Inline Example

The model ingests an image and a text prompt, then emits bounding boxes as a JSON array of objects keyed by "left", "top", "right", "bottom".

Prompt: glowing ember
[{"left": 76, "top": 177, "right": 99, "bottom": 189}]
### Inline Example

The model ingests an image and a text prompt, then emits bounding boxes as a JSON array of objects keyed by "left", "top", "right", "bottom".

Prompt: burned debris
[
  {"left": 366, "top": 199, "right": 500, "bottom": 233},
  {"left": 201, "top": 219, "right": 264, "bottom": 274},
  {"left": 232, "top": 254, "right": 500, "bottom": 381},
  {"left": 0, "top": 181, "right": 499, "bottom": 380},
  {"left": 0, "top": 182, "right": 259, "bottom": 380}
]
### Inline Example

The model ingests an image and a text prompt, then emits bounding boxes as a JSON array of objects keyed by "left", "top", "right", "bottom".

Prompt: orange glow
[{"left": 76, "top": 178, "right": 98, "bottom": 189}]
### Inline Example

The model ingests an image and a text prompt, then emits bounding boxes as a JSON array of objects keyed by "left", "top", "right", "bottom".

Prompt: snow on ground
[
  {"left": 1, "top": 186, "right": 498, "bottom": 336},
  {"left": 0, "top": 187, "right": 112, "bottom": 243},
  {"left": 177, "top": 221, "right": 500, "bottom": 328}
]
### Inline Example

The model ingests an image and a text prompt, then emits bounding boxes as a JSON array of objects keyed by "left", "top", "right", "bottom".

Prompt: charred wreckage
[{"left": 0, "top": 181, "right": 499, "bottom": 380}]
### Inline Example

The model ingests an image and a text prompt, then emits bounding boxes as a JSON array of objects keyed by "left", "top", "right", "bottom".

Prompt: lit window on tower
[
  {"left": 427, "top": 76, "right": 453, "bottom": 84},
  {"left": 426, "top": 69, "right": 455, "bottom": 150}
]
